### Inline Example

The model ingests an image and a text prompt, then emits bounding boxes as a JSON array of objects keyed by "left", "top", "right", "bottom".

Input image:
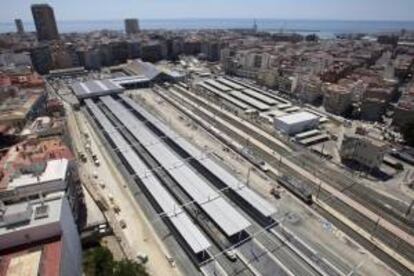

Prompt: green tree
[
  {"left": 83, "top": 246, "right": 148, "bottom": 276},
  {"left": 114, "top": 260, "right": 149, "bottom": 276},
  {"left": 83, "top": 247, "right": 114, "bottom": 276}
]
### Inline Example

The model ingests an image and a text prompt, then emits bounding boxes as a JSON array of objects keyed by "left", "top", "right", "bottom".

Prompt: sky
[{"left": 1, "top": 0, "right": 414, "bottom": 22}]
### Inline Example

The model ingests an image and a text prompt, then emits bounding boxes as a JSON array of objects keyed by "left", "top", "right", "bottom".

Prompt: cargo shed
[{"left": 274, "top": 111, "right": 319, "bottom": 135}]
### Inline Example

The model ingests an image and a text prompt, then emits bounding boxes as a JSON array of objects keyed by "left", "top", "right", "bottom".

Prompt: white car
[
  {"left": 225, "top": 249, "right": 238, "bottom": 262},
  {"left": 259, "top": 161, "right": 270, "bottom": 172}
]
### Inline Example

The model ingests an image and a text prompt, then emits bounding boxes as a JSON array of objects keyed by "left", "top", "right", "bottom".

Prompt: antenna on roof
[
  {"left": 253, "top": 18, "right": 258, "bottom": 33},
  {"left": 280, "top": 21, "right": 286, "bottom": 34},
  {"left": 39, "top": 192, "right": 44, "bottom": 205},
  {"left": 0, "top": 200, "right": 5, "bottom": 214}
]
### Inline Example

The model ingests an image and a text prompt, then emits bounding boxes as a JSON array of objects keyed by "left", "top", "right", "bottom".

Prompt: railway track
[
  {"left": 155, "top": 86, "right": 414, "bottom": 275},
  {"left": 182, "top": 86, "right": 413, "bottom": 233}
]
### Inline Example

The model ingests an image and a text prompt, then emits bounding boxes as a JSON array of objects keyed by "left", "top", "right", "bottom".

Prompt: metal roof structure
[
  {"left": 216, "top": 77, "right": 244, "bottom": 90},
  {"left": 295, "top": 129, "right": 321, "bottom": 140},
  {"left": 230, "top": 91, "right": 270, "bottom": 111},
  {"left": 275, "top": 111, "right": 319, "bottom": 125},
  {"left": 126, "top": 60, "right": 162, "bottom": 80},
  {"left": 241, "top": 89, "right": 278, "bottom": 105},
  {"left": 224, "top": 76, "right": 290, "bottom": 104},
  {"left": 84, "top": 99, "right": 210, "bottom": 254},
  {"left": 277, "top": 103, "right": 293, "bottom": 110},
  {"left": 197, "top": 83, "right": 250, "bottom": 111},
  {"left": 101, "top": 96, "right": 251, "bottom": 237},
  {"left": 299, "top": 134, "right": 330, "bottom": 146},
  {"left": 261, "top": 109, "right": 286, "bottom": 118},
  {"left": 119, "top": 95, "right": 276, "bottom": 219},
  {"left": 284, "top": 106, "right": 301, "bottom": 113},
  {"left": 110, "top": 76, "right": 150, "bottom": 86},
  {"left": 71, "top": 79, "right": 124, "bottom": 99},
  {"left": 204, "top": 79, "right": 232, "bottom": 92}
]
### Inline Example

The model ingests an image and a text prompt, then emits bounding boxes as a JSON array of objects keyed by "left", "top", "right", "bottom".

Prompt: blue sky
[{"left": 2, "top": 0, "right": 414, "bottom": 22}]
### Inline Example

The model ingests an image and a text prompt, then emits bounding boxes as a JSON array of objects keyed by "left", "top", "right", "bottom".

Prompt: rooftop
[
  {"left": 345, "top": 133, "right": 387, "bottom": 148},
  {"left": 71, "top": 79, "right": 124, "bottom": 99},
  {"left": 21, "top": 116, "right": 65, "bottom": 137},
  {"left": 0, "top": 137, "right": 73, "bottom": 191},
  {"left": 8, "top": 159, "right": 68, "bottom": 191},
  {"left": 85, "top": 98, "right": 211, "bottom": 253},
  {"left": 101, "top": 96, "right": 251, "bottom": 237},
  {"left": 110, "top": 75, "right": 150, "bottom": 86},
  {"left": 325, "top": 83, "right": 350, "bottom": 94},
  {"left": 0, "top": 90, "right": 44, "bottom": 123},
  {"left": 275, "top": 111, "right": 319, "bottom": 125},
  {"left": 124, "top": 59, "right": 161, "bottom": 80},
  {"left": 0, "top": 237, "right": 61, "bottom": 276},
  {"left": 0, "top": 193, "right": 63, "bottom": 237},
  {"left": 120, "top": 94, "right": 276, "bottom": 220}
]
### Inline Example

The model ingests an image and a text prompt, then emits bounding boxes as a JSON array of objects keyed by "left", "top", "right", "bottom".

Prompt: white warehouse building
[{"left": 274, "top": 111, "right": 319, "bottom": 135}]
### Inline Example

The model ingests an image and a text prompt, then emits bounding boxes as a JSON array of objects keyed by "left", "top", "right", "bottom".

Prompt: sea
[{"left": 1, "top": 19, "right": 414, "bottom": 39}]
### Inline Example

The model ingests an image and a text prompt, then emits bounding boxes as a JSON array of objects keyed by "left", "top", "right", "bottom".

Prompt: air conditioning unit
[{"left": 34, "top": 204, "right": 49, "bottom": 219}]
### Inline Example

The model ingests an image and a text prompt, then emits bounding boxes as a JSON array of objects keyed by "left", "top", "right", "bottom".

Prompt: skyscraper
[
  {"left": 124, "top": 18, "right": 140, "bottom": 35},
  {"left": 31, "top": 4, "right": 59, "bottom": 41},
  {"left": 15, "top": 19, "right": 24, "bottom": 34}
]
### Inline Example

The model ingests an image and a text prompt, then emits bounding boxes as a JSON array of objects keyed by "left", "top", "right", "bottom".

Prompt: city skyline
[{"left": 1, "top": 0, "right": 414, "bottom": 22}]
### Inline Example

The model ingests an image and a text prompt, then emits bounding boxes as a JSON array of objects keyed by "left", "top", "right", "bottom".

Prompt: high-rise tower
[
  {"left": 124, "top": 18, "right": 140, "bottom": 35},
  {"left": 31, "top": 4, "right": 59, "bottom": 41},
  {"left": 15, "top": 19, "right": 24, "bottom": 34}
]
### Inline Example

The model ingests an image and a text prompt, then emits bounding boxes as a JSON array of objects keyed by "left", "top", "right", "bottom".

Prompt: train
[
  {"left": 276, "top": 174, "right": 313, "bottom": 204},
  {"left": 241, "top": 147, "right": 270, "bottom": 172}
]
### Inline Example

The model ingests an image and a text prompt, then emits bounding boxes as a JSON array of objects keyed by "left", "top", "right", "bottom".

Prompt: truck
[
  {"left": 92, "top": 154, "right": 100, "bottom": 166},
  {"left": 270, "top": 187, "right": 281, "bottom": 199},
  {"left": 137, "top": 253, "right": 149, "bottom": 264},
  {"left": 107, "top": 193, "right": 114, "bottom": 202},
  {"left": 98, "top": 180, "right": 105, "bottom": 188},
  {"left": 94, "top": 159, "right": 100, "bottom": 166},
  {"left": 119, "top": 219, "right": 127, "bottom": 229},
  {"left": 113, "top": 204, "right": 121, "bottom": 214},
  {"left": 80, "top": 152, "right": 87, "bottom": 162}
]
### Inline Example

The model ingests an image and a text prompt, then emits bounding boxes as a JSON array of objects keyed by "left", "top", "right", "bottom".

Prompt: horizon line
[{"left": 2, "top": 17, "right": 414, "bottom": 24}]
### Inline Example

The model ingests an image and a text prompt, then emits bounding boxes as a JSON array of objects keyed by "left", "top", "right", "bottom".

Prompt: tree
[
  {"left": 83, "top": 246, "right": 148, "bottom": 276},
  {"left": 83, "top": 247, "right": 114, "bottom": 276},
  {"left": 402, "top": 122, "right": 414, "bottom": 147},
  {"left": 114, "top": 260, "right": 149, "bottom": 276}
]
